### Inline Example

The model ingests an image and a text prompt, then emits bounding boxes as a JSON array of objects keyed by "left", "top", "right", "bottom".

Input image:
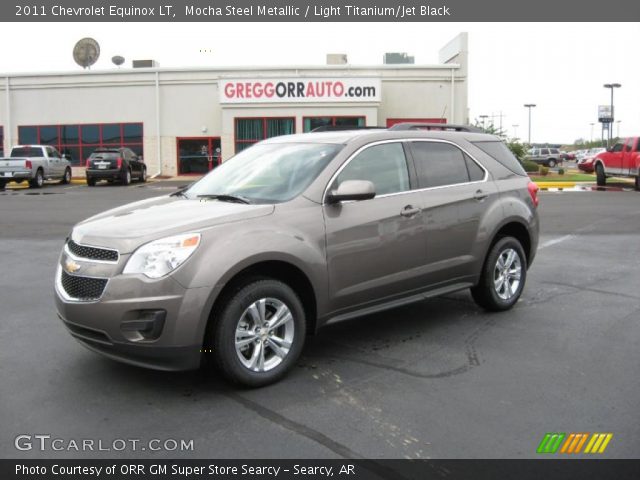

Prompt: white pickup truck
[{"left": 0, "top": 145, "right": 72, "bottom": 189}]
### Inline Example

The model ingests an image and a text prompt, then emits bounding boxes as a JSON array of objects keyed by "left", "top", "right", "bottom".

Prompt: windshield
[{"left": 185, "top": 142, "right": 342, "bottom": 204}]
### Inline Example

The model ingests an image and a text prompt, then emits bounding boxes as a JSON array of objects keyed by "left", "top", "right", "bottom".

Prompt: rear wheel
[
  {"left": 635, "top": 176, "right": 640, "bottom": 191},
  {"left": 596, "top": 163, "right": 606, "bottom": 186},
  {"left": 122, "top": 168, "right": 132, "bottom": 186},
  {"left": 471, "top": 236, "right": 527, "bottom": 312},
  {"left": 86, "top": 177, "right": 96, "bottom": 187},
  {"left": 0, "top": 179, "right": 6, "bottom": 190},
  {"left": 139, "top": 167, "right": 147, "bottom": 183},
  {"left": 60, "top": 167, "right": 72, "bottom": 185},
  {"left": 548, "top": 159, "right": 556, "bottom": 168},
  {"left": 209, "top": 279, "right": 306, "bottom": 387},
  {"left": 29, "top": 169, "right": 44, "bottom": 188}
]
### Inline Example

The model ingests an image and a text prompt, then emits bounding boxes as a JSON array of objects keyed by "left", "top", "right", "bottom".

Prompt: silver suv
[{"left": 54, "top": 125, "right": 540, "bottom": 387}]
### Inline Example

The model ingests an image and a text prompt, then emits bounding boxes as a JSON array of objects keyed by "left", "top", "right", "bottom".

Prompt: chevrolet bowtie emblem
[{"left": 64, "top": 259, "right": 81, "bottom": 274}]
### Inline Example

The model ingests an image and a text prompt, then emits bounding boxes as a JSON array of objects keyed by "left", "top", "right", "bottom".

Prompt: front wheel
[
  {"left": 635, "top": 176, "right": 640, "bottom": 191},
  {"left": 548, "top": 159, "right": 556, "bottom": 168},
  {"left": 209, "top": 279, "right": 306, "bottom": 387},
  {"left": 596, "top": 163, "right": 606, "bottom": 186},
  {"left": 471, "top": 236, "right": 527, "bottom": 312},
  {"left": 139, "top": 167, "right": 147, "bottom": 183}
]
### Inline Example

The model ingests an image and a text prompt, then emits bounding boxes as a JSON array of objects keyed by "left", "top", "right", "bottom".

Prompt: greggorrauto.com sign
[{"left": 220, "top": 78, "right": 381, "bottom": 104}]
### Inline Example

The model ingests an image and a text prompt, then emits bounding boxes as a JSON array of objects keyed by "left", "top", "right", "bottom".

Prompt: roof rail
[
  {"left": 388, "top": 123, "right": 483, "bottom": 133},
  {"left": 310, "top": 125, "right": 386, "bottom": 132}
]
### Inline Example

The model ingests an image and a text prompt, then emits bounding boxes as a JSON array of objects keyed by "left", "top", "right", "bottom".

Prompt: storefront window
[
  {"left": 18, "top": 123, "right": 143, "bottom": 165},
  {"left": 235, "top": 117, "right": 294, "bottom": 152},
  {"left": 0, "top": 126, "right": 3, "bottom": 156},
  {"left": 303, "top": 116, "right": 365, "bottom": 132}
]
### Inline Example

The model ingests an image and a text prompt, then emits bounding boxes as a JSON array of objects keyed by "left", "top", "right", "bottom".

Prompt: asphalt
[{"left": 0, "top": 182, "right": 639, "bottom": 460}]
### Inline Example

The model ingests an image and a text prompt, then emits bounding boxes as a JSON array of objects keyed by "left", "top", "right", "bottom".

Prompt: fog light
[{"left": 120, "top": 310, "right": 166, "bottom": 341}]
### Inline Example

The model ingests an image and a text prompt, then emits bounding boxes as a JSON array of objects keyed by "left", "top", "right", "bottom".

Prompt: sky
[{"left": 0, "top": 22, "right": 638, "bottom": 144}]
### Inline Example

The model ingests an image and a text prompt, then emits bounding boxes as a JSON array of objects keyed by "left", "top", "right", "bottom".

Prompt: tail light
[
  {"left": 25, "top": 160, "right": 32, "bottom": 169},
  {"left": 528, "top": 181, "right": 540, "bottom": 207},
  {"left": 116, "top": 157, "right": 123, "bottom": 169}
]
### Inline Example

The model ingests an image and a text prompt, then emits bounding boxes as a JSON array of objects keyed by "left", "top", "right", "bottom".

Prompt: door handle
[
  {"left": 473, "top": 189, "right": 489, "bottom": 201},
  {"left": 400, "top": 205, "right": 421, "bottom": 217}
]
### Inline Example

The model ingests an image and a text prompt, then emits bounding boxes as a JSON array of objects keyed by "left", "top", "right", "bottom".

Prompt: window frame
[
  {"left": 17, "top": 123, "right": 144, "bottom": 166},
  {"left": 323, "top": 138, "right": 488, "bottom": 204},
  {"left": 234, "top": 117, "right": 296, "bottom": 153},
  {"left": 302, "top": 115, "right": 366, "bottom": 132}
]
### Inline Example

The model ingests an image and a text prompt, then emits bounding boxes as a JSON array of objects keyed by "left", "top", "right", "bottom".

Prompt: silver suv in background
[
  {"left": 526, "top": 147, "right": 562, "bottom": 167},
  {"left": 54, "top": 124, "right": 540, "bottom": 387}
]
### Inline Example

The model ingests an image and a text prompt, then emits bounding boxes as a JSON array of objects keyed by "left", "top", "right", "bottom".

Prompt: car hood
[{"left": 71, "top": 195, "right": 275, "bottom": 254}]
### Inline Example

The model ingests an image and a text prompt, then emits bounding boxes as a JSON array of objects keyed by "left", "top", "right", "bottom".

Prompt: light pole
[
  {"left": 603, "top": 83, "right": 621, "bottom": 146},
  {"left": 479, "top": 115, "right": 489, "bottom": 131},
  {"left": 590, "top": 122, "right": 595, "bottom": 143},
  {"left": 616, "top": 120, "right": 622, "bottom": 139},
  {"left": 524, "top": 104, "right": 536, "bottom": 145},
  {"left": 512, "top": 124, "right": 519, "bottom": 139}
]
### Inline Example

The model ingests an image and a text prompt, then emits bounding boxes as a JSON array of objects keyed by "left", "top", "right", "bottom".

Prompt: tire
[
  {"left": 60, "top": 167, "right": 72, "bottom": 185},
  {"left": 139, "top": 167, "right": 147, "bottom": 183},
  {"left": 471, "top": 236, "right": 527, "bottom": 312},
  {"left": 635, "top": 176, "right": 640, "bottom": 191},
  {"left": 548, "top": 159, "right": 556, "bottom": 168},
  {"left": 122, "top": 168, "right": 132, "bottom": 186},
  {"left": 595, "top": 163, "right": 606, "bottom": 186},
  {"left": 86, "top": 177, "right": 96, "bottom": 187},
  {"left": 29, "top": 169, "right": 44, "bottom": 189},
  {"left": 0, "top": 179, "right": 6, "bottom": 191},
  {"left": 209, "top": 279, "right": 306, "bottom": 387}
]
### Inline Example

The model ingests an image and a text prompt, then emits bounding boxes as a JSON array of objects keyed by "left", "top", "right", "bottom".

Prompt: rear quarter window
[{"left": 472, "top": 141, "right": 527, "bottom": 176}]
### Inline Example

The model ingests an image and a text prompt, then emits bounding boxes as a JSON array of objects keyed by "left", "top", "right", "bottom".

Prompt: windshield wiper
[
  {"left": 197, "top": 194, "right": 251, "bottom": 204},
  {"left": 170, "top": 185, "right": 191, "bottom": 197}
]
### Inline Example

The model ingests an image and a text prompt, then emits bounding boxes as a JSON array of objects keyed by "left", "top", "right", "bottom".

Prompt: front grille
[
  {"left": 67, "top": 240, "right": 118, "bottom": 262},
  {"left": 61, "top": 270, "right": 108, "bottom": 301}
]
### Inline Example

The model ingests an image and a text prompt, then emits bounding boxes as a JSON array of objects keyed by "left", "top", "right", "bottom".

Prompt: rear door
[
  {"left": 45, "top": 147, "right": 62, "bottom": 177},
  {"left": 323, "top": 141, "right": 429, "bottom": 312},
  {"left": 621, "top": 138, "right": 635, "bottom": 176},
  {"left": 407, "top": 140, "right": 496, "bottom": 285}
]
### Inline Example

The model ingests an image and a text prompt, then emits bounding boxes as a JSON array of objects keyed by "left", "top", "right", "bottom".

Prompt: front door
[
  {"left": 177, "top": 137, "right": 221, "bottom": 175},
  {"left": 324, "top": 142, "right": 428, "bottom": 312}
]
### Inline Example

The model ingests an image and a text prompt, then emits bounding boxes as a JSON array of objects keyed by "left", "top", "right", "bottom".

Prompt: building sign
[
  {"left": 220, "top": 78, "right": 381, "bottom": 104},
  {"left": 598, "top": 105, "right": 613, "bottom": 123}
]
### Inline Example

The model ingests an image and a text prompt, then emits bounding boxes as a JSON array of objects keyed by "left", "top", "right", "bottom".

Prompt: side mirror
[
  {"left": 607, "top": 147, "right": 613, "bottom": 152},
  {"left": 327, "top": 180, "right": 376, "bottom": 203}
]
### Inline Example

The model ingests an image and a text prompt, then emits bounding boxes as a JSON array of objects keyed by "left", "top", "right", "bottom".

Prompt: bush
[
  {"left": 558, "top": 168, "right": 565, "bottom": 175},
  {"left": 539, "top": 166, "right": 550, "bottom": 176},
  {"left": 522, "top": 160, "right": 539, "bottom": 173}
]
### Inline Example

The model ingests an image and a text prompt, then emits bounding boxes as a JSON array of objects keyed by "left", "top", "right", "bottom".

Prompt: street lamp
[
  {"left": 616, "top": 120, "right": 622, "bottom": 139},
  {"left": 524, "top": 104, "right": 536, "bottom": 145},
  {"left": 479, "top": 114, "right": 489, "bottom": 130},
  {"left": 512, "top": 124, "right": 519, "bottom": 139},
  {"left": 603, "top": 83, "right": 621, "bottom": 146},
  {"left": 590, "top": 122, "right": 595, "bottom": 143}
]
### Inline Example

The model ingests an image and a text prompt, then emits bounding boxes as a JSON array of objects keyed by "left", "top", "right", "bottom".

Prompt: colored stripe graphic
[
  {"left": 584, "top": 433, "right": 613, "bottom": 454},
  {"left": 537, "top": 433, "right": 566, "bottom": 453},
  {"left": 560, "top": 433, "right": 589, "bottom": 454}
]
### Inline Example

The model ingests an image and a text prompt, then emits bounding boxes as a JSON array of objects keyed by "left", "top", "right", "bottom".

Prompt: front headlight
[{"left": 123, "top": 233, "right": 201, "bottom": 279}]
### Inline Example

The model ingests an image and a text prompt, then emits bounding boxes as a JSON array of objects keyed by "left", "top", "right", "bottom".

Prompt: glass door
[{"left": 177, "top": 137, "right": 221, "bottom": 175}]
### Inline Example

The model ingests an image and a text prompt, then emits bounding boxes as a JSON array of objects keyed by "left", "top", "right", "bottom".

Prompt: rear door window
[{"left": 408, "top": 141, "right": 474, "bottom": 188}]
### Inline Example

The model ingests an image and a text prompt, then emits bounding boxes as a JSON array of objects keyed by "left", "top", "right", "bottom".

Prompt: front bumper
[{"left": 54, "top": 255, "right": 213, "bottom": 371}]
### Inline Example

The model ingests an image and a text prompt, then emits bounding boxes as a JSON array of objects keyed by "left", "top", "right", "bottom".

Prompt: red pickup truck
[{"left": 594, "top": 137, "right": 640, "bottom": 190}]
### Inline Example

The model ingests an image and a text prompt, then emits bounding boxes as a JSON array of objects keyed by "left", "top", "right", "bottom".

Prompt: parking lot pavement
[{"left": 1, "top": 184, "right": 639, "bottom": 459}]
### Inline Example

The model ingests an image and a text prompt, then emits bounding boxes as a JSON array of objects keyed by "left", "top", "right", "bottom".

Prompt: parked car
[
  {"left": 55, "top": 125, "right": 540, "bottom": 387},
  {"left": 0, "top": 145, "right": 72, "bottom": 189},
  {"left": 577, "top": 148, "right": 606, "bottom": 173},
  {"left": 559, "top": 151, "right": 575, "bottom": 162},
  {"left": 526, "top": 147, "right": 562, "bottom": 167},
  {"left": 593, "top": 138, "right": 640, "bottom": 189},
  {"left": 85, "top": 147, "right": 146, "bottom": 186}
]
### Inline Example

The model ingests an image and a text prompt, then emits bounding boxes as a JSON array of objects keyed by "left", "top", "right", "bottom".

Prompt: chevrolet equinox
[{"left": 55, "top": 125, "right": 539, "bottom": 387}]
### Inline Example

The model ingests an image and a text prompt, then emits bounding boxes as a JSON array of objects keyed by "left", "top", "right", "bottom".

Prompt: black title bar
[{"left": 4, "top": 0, "right": 640, "bottom": 22}]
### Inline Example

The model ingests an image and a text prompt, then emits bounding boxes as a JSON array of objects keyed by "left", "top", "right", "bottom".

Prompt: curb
[{"left": 534, "top": 181, "right": 577, "bottom": 188}]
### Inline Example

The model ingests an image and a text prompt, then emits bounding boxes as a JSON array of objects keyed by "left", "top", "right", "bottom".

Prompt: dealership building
[{"left": 0, "top": 33, "right": 468, "bottom": 177}]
